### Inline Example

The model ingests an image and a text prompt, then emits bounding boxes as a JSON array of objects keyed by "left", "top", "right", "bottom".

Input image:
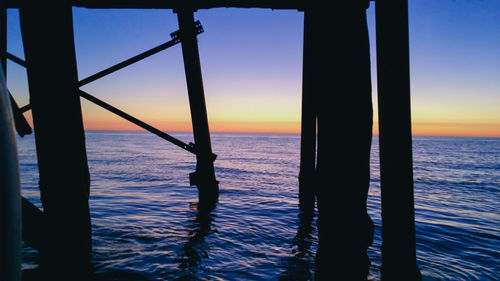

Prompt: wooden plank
[{"left": 6, "top": 0, "right": 374, "bottom": 9}]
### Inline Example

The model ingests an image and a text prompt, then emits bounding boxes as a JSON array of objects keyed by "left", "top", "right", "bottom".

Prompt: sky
[{"left": 5, "top": 0, "right": 500, "bottom": 137}]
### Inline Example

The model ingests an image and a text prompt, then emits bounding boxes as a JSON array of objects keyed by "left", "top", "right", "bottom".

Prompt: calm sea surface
[{"left": 17, "top": 132, "right": 500, "bottom": 280}]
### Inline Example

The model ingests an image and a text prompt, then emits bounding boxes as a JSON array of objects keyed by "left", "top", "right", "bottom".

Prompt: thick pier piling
[
  {"left": 1, "top": 1, "right": 423, "bottom": 279},
  {"left": 0, "top": 65, "right": 21, "bottom": 281},
  {"left": 0, "top": 8, "right": 21, "bottom": 281},
  {"left": 313, "top": 2, "right": 374, "bottom": 280},
  {"left": 298, "top": 10, "right": 318, "bottom": 214},
  {"left": 375, "top": 1, "right": 421, "bottom": 280},
  {"left": 20, "top": 3, "right": 92, "bottom": 276},
  {"left": 176, "top": 9, "right": 219, "bottom": 207}
]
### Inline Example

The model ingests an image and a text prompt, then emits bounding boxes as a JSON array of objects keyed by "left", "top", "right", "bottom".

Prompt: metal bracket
[
  {"left": 170, "top": 20, "right": 204, "bottom": 43},
  {"left": 188, "top": 142, "right": 217, "bottom": 162},
  {"left": 189, "top": 171, "right": 219, "bottom": 187},
  {"left": 189, "top": 171, "right": 198, "bottom": 186}
]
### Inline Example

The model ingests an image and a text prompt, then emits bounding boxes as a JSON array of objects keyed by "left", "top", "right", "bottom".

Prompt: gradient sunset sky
[{"left": 5, "top": 0, "right": 500, "bottom": 137}]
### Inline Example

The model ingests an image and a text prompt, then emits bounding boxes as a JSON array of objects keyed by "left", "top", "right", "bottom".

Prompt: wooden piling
[
  {"left": 0, "top": 9, "right": 21, "bottom": 280},
  {"left": 20, "top": 3, "right": 92, "bottom": 276},
  {"left": 375, "top": 1, "right": 421, "bottom": 280},
  {"left": 176, "top": 9, "right": 219, "bottom": 207},
  {"left": 313, "top": 2, "right": 374, "bottom": 279},
  {"left": 298, "top": 10, "right": 317, "bottom": 214},
  {"left": 0, "top": 64, "right": 22, "bottom": 281}
]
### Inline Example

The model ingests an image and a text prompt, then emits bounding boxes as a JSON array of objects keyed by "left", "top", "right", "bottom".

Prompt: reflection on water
[
  {"left": 279, "top": 212, "right": 317, "bottom": 281},
  {"left": 175, "top": 202, "right": 216, "bottom": 279},
  {"left": 17, "top": 132, "right": 500, "bottom": 280}
]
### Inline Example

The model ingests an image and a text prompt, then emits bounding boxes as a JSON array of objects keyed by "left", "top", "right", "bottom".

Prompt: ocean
[{"left": 17, "top": 131, "right": 500, "bottom": 280}]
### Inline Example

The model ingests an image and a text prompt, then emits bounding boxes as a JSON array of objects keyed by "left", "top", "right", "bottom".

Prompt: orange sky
[
  {"left": 17, "top": 96, "right": 499, "bottom": 138},
  {"left": 72, "top": 88, "right": 500, "bottom": 137},
  {"left": 82, "top": 120, "right": 500, "bottom": 137},
  {"left": 74, "top": 95, "right": 500, "bottom": 137},
  {"left": 8, "top": 6, "right": 500, "bottom": 138}
]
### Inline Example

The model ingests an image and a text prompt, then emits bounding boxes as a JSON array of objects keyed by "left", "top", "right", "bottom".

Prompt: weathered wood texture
[
  {"left": 375, "top": 1, "right": 421, "bottom": 280},
  {"left": 0, "top": 63, "right": 22, "bottom": 281},
  {"left": 5, "top": 0, "right": 374, "bottom": 9},
  {"left": 177, "top": 9, "right": 219, "bottom": 207},
  {"left": 314, "top": 1, "right": 374, "bottom": 280},
  {"left": 20, "top": 3, "right": 92, "bottom": 276},
  {"left": 298, "top": 10, "right": 318, "bottom": 213}
]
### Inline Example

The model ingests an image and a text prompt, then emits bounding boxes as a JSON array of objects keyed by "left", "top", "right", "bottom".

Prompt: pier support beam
[
  {"left": 375, "top": 1, "right": 421, "bottom": 280},
  {"left": 176, "top": 9, "right": 219, "bottom": 208},
  {"left": 20, "top": 3, "right": 91, "bottom": 277},
  {"left": 0, "top": 65, "right": 22, "bottom": 281},
  {"left": 313, "top": 2, "right": 374, "bottom": 280},
  {"left": 298, "top": 11, "right": 318, "bottom": 214}
]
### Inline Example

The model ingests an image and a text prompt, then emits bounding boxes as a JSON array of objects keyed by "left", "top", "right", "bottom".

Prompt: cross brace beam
[
  {"left": 78, "top": 21, "right": 203, "bottom": 87},
  {"left": 79, "top": 89, "right": 216, "bottom": 160}
]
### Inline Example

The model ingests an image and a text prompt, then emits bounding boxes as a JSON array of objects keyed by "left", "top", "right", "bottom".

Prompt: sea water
[{"left": 17, "top": 132, "right": 500, "bottom": 280}]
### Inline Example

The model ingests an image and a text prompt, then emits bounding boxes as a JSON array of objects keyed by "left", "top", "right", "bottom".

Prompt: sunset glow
[{"left": 6, "top": 1, "right": 500, "bottom": 137}]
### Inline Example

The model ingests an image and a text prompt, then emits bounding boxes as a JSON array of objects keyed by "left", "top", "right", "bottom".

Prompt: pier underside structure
[{"left": 0, "top": 0, "right": 421, "bottom": 280}]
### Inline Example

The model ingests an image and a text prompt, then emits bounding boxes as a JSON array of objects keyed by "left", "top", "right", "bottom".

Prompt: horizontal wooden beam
[{"left": 6, "top": 0, "right": 374, "bottom": 9}]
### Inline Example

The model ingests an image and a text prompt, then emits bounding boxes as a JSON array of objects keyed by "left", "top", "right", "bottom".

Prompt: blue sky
[{"left": 5, "top": 0, "right": 500, "bottom": 135}]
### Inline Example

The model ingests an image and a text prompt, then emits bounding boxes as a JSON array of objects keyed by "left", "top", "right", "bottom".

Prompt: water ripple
[{"left": 16, "top": 132, "right": 500, "bottom": 280}]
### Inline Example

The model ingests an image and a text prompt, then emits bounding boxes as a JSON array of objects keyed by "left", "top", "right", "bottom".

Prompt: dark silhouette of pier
[{"left": 0, "top": 1, "right": 421, "bottom": 280}]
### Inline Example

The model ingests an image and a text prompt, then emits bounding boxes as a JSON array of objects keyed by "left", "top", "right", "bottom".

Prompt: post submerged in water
[
  {"left": 20, "top": 3, "right": 92, "bottom": 277},
  {"left": 375, "top": 0, "right": 421, "bottom": 280},
  {"left": 0, "top": 63, "right": 22, "bottom": 281},
  {"left": 176, "top": 9, "right": 219, "bottom": 208},
  {"left": 0, "top": 1, "right": 423, "bottom": 279},
  {"left": 298, "top": 10, "right": 318, "bottom": 214},
  {"left": 313, "top": 1, "right": 374, "bottom": 280}
]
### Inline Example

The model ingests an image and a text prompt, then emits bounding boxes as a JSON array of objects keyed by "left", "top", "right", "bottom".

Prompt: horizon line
[{"left": 82, "top": 128, "right": 500, "bottom": 138}]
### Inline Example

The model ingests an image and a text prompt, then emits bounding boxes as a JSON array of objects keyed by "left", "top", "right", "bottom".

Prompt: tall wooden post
[
  {"left": 375, "top": 1, "right": 421, "bottom": 280},
  {"left": 314, "top": 2, "right": 374, "bottom": 280},
  {"left": 0, "top": 8, "right": 21, "bottom": 280},
  {"left": 298, "top": 11, "right": 317, "bottom": 214},
  {"left": 176, "top": 9, "right": 219, "bottom": 208},
  {"left": 20, "top": 3, "right": 92, "bottom": 277},
  {"left": 0, "top": 65, "right": 22, "bottom": 281}
]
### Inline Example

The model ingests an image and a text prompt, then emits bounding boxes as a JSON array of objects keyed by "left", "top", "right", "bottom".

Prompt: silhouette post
[
  {"left": 298, "top": 10, "right": 318, "bottom": 214},
  {"left": 20, "top": 3, "right": 92, "bottom": 276},
  {"left": 0, "top": 64, "right": 22, "bottom": 281},
  {"left": 313, "top": 2, "right": 374, "bottom": 280},
  {"left": 176, "top": 9, "right": 219, "bottom": 207},
  {"left": 375, "top": 1, "right": 421, "bottom": 280}
]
